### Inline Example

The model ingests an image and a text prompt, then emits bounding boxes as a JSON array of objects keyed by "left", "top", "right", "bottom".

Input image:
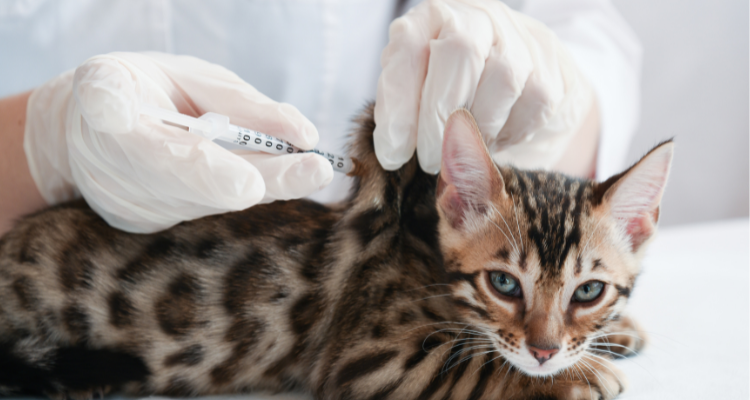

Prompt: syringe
[{"left": 139, "top": 104, "right": 353, "bottom": 174}]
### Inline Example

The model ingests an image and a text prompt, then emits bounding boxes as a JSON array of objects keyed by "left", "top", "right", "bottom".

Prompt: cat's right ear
[
  {"left": 437, "top": 109, "right": 505, "bottom": 229},
  {"left": 596, "top": 140, "right": 674, "bottom": 252}
]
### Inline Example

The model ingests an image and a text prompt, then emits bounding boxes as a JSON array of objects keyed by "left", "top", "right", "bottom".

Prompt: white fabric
[
  {"left": 25, "top": 52, "right": 333, "bottom": 233},
  {"left": 375, "top": 0, "right": 594, "bottom": 174},
  {"left": 0, "top": 0, "right": 640, "bottom": 210},
  {"left": 520, "top": 0, "right": 643, "bottom": 180}
]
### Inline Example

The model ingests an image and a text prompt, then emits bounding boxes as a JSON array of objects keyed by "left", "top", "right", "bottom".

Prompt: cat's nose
[{"left": 527, "top": 345, "right": 559, "bottom": 365}]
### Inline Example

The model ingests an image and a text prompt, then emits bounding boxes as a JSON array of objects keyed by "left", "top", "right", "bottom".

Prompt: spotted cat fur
[{"left": 0, "top": 104, "right": 671, "bottom": 399}]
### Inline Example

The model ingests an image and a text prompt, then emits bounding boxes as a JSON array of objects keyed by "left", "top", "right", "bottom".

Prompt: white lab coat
[{"left": 0, "top": 0, "right": 641, "bottom": 204}]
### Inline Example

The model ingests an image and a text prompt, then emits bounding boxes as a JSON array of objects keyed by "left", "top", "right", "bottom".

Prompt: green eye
[
  {"left": 489, "top": 272, "right": 521, "bottom": 297},
  {"left": 573, "top": 281, "right": 605, "bottom": 302}
]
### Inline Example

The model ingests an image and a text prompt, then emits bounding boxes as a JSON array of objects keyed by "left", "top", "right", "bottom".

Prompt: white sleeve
[{"left": 518, "top": 0, "right": 643, "bottom": 180}]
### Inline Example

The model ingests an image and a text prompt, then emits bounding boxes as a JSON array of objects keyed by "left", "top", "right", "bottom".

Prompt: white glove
[
  {"left": 374, "top": 0, "right": 594, "bottom": 173},
  {"left": 24, "top": 52, "right": 333, "bottom": 233}
]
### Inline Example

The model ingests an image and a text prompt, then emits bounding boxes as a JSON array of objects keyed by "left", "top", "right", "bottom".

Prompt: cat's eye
[
  {"left": 572, "top": 281, "right": 605, "bottom": 303},
  {"left": 489, "top": 271, "right": 521, "bottom": 298}
]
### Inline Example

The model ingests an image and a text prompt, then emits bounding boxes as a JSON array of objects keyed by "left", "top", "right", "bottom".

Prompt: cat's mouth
[
  {"left": 499, "top": 341, "right": 578, "bottom": 377},
  {"left": 517, "top": 361, "right": 565, "bottom": 377}
]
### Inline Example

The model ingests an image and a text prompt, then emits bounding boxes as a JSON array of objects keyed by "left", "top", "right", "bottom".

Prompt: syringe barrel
[
  {"left": 217, "top": 125, "right": 353, "bottom": 173},
  {"left": 140, "top": 104, "right": 353, "bottom": 174}
]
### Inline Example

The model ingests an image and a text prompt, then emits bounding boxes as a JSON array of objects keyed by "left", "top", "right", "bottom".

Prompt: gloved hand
[
  {"left": 374, "top": 0, "right": 594, "bottom": 173},
  {"left": 24, "top": 52, "right": 333, "bottom": 233}
]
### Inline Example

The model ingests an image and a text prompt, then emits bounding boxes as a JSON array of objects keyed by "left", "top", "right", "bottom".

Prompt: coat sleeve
[{"left": 519, "top": 0, "right": 643, "bottom": 180}]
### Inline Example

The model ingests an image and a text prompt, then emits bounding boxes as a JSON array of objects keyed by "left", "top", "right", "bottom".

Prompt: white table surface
[
  {"left": 614, "top": 218, "right": 749, "bottom": 399},
  {"left": 22, "top": 219, "right": 750, "bottom": 400}
]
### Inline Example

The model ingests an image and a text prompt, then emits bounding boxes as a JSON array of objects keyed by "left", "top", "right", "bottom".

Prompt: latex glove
[
  {"left": 374, "top": 0, "right": 594, "bottom": 173},
  {"left": 24, "top": 52, "right": 333, "bottom": 233}
]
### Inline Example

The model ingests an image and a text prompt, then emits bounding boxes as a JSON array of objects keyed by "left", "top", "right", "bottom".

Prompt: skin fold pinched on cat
[{"left": 0, "top": 104, "right": 672, "bottom": 400}]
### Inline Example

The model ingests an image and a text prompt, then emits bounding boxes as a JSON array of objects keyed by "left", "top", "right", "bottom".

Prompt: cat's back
[
  {"left": 0, "top": 198, "right": 340, "bottom": 280},
  {"left": 0, "top": 198, "right": 341, "bottom": 393}
]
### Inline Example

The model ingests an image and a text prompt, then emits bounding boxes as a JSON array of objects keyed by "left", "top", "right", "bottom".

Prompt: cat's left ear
[{"left": 596, "top": 140, "right": 674, "bottom": 252}]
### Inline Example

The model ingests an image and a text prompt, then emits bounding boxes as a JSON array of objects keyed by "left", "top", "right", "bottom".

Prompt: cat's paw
[
  {"left": 592, "top": 315, "right": 647, "bottom": 359},
  {"left": 561, "top": 363, "right": 626, "bottom": 400},
  {"left": 507, "top": 358, "right": 626, "bottom": 400}
]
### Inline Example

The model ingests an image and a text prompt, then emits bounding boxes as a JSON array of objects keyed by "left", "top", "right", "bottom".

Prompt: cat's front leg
[{"left": 501, "top": 357, "right": 627, "bottom": 400}]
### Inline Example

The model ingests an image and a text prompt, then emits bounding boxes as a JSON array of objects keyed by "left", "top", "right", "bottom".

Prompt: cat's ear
[
  {"left": 437, "top": 109, "right": 505, "bottom": 229},
  {"left": 596, "top": 140, "right": 674, "bottom": 252}
]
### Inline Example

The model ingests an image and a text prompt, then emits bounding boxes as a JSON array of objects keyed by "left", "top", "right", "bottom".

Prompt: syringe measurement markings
[{"left": 231, "top": 130, "right": 349, "bottom": 170}]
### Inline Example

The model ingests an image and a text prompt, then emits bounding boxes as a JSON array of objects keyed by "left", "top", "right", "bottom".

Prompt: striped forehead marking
[{"left": 501, "top": 168, "right": 595, "bottom": 278}]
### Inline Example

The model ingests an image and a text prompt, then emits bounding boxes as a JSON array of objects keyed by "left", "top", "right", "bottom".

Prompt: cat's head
[{"left": 437, "top": 109, "right": 673, "bottom": 376}]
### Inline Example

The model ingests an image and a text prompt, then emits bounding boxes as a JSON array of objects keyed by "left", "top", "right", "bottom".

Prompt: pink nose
[{"left": 528, "top": 345, "right": 559, "bottom": 365}]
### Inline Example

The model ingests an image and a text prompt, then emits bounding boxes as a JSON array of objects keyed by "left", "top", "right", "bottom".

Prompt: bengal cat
[{"left": 0, "top": 105, "right": 672, "bottom": 399}]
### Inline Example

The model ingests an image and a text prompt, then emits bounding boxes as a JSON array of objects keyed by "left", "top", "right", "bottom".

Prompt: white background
[{"left": 612, "top": 0, "right": 749, "bottom": 226}]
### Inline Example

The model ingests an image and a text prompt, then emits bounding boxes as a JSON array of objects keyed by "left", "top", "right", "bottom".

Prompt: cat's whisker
[
  {"left": 446, "top": 348, "right": 499, "bottom": 373},
  {"left": 574, "top": 362, "right": 595, "bottom": 400},
  {"left": 419, "top": 330, "right": 488, "bottom": 350},
  {"left": 592, "top": 329, "right": 681, "bottom": 343},
  {"left": 585, "top": 349, "right": 658, "bottom": 380},
  {"left": 588, "top": 342, "right": 639, "bottom": 354},
  {"left": 441, "top": 343, "right": 495, "bottom": 373},
  {"left": 430, "top": 326, "right": 494, "bottom": 338},
  {"left": 510, "top": 194, "right": 524, "bottom": 252},
  {"left": 588, "top": 331, "right": 643, "bottom": 340},
  {"left": 582, "top": 353, "right": 618, "bottom": 374},
  {"left": 402, "top": 321, "right": 478, "bottom": 335},
  {"left": 418, "top": 325, "right": 496, "bottom": 351},
  {"left": 501, "top": 362, "right": 514, "bottom": 383},
  {"left": 488, "top": 218, "right": 519, "bottom": 256},
  {"left": 487, "top": 204, "right": 520, "bottom": 255},
  {"left": 404, "top": 284, "right": 453, "bottom": 291},
  {"left": 578, "top": 358, "right": 608, "bottom": 398},
  {"left": 582, "top": 353, "right": 627, "bottom": 396},
  {"left": 495, "top": 358, "right": 510, "bottom": 378},
  {"left": 591, "top": 330, "right": 682, "bottom": 359},
  {"left": 438, "top": 338, "right": 495, "bottom": 351},
  {"left": 490, "top": 203, "right": 521, "bottom": 254},
  {"left": 409, "top": 293, "right": 453, "bottom": 303},
  {"left": 581, "top": 215, "right": 605, "bottom": 256}
]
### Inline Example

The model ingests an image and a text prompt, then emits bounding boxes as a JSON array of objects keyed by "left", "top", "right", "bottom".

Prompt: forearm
[
  {"left": 0, "top": 91, "right": 47, "bottom": 236},
  {"left": 553, "top": 100, "right": 600, "bottom": 179}
]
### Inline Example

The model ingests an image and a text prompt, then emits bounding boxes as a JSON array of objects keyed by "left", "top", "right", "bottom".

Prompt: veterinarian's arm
[
  {"left": 0, "top": 91, "right": 47, "bottom": 236},
  {"left": 7, "top": 53, "right": 333, "bottom": 235}
]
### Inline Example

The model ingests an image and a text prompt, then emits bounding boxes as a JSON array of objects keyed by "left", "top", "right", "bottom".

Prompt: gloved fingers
[
  {"left": 470, "top": 3, "right": 533, "bottom": 147},
  {"left": 491, "top": 126, "right": 573, "bottom": 170},
  {"left": 70, "top": 114, "right": 267, "bottom": 228},
  {"left": 488, "top": 15, "right": 566, "bottom": 155},
  {"left": 415, "top": 0, "right": 495, "bottom": 174},
  {"left": 373, "top": 2, "right": 434, "bottom": 171},
  {"left": 142, "top": 52, "right": 320, "bottom": 150},
  {"left": 73, "top": 53, "right": 186, "bottom": 135},
  {"left": 25, "top": 69, "right": 80, "bottom": 204},
  {"left": 231, "top": 152, "right": 334, "bottom": 203},
  {"left": 74, "top": 52, "right": 319, "bottom": 150},
  {"left": 73, "top": 56, "right": 142, "bottom": 135}
]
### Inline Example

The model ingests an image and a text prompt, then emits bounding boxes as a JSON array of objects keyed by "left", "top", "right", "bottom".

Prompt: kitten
[{"left": 0, "top": 105, "right": 672, "bottom": 399}]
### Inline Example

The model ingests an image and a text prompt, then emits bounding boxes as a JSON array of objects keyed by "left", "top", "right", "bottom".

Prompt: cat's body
[{"left": 0, "top": 106, "right": 671, "bottom": 399}]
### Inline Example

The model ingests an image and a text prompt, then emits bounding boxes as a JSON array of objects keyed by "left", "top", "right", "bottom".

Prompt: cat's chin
[{"left": 513, "top": 360, "right": 571, "bottom": 377}]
